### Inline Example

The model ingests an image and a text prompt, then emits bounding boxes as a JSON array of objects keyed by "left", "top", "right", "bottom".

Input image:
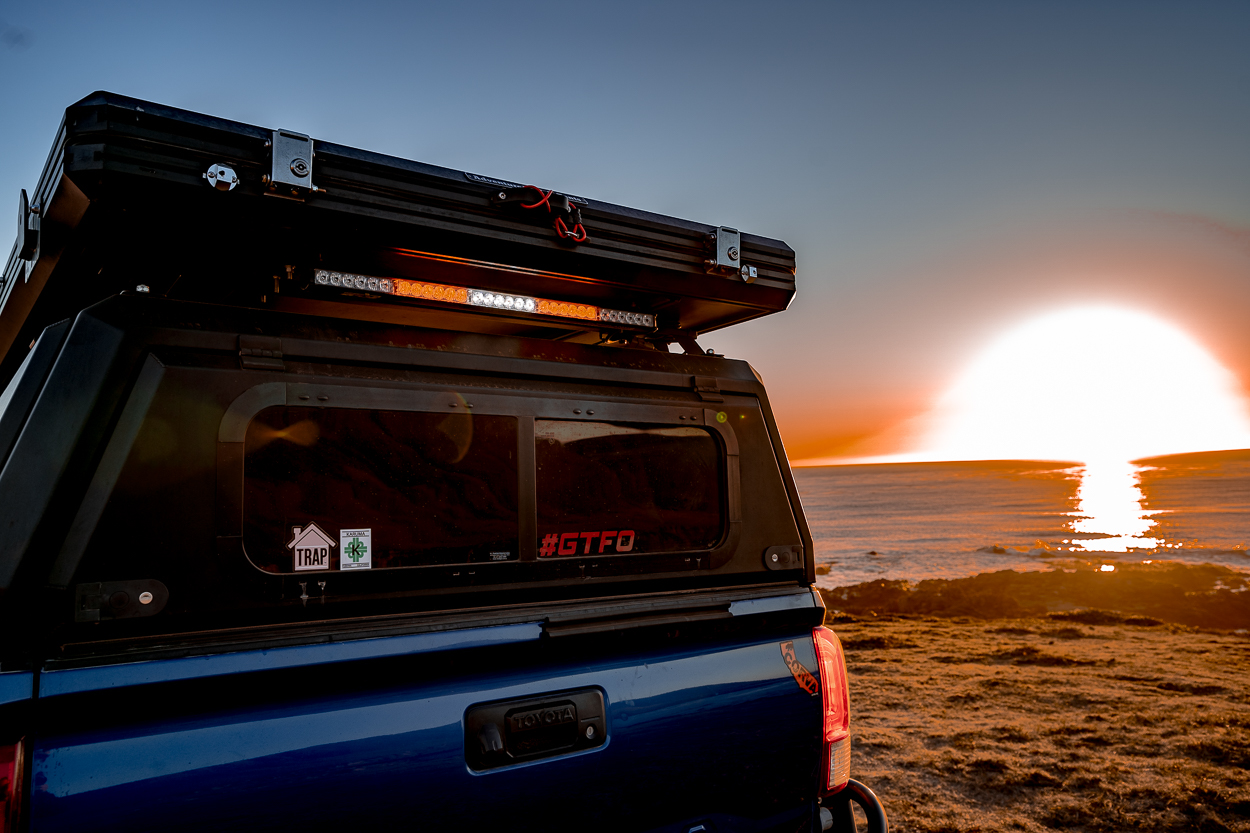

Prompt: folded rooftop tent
[{"left": 1, "top": 92, "right": 796, "bottom": 386}]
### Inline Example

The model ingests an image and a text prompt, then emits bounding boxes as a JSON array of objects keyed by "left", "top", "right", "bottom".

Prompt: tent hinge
[
  {"left": 693, "top": 375, "right": 723, "bottom": 402},
  {"left": 239, "top": 335, "right": 285, "bottom": 371}
]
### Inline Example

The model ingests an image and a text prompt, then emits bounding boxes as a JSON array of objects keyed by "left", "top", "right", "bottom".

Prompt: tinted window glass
[
  {"left": 535, "top": 421, "right": 722, "bottom": 557},
  {"left": 244, "top": 407, "right": 518, "bottom": 572}
]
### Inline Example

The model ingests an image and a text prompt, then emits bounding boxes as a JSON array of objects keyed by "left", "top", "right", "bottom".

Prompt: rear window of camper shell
[{"left": 242, "top": 408, "right": 724, "bottom": 574}]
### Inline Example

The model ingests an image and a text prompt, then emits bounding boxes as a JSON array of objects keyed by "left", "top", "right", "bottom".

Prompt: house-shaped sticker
[{"left": 287, "top": 522, "right": 336, "bottom": 571}]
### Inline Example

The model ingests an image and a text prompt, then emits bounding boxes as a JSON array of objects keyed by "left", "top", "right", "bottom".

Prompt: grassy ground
[{"left": 830, "top": 613, "right": 1250, "bottom": 832}]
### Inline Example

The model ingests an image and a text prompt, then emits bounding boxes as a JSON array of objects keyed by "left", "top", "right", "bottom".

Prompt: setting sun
[{"left": 920, "top": 307, "right": 1250, "bottom": 463}]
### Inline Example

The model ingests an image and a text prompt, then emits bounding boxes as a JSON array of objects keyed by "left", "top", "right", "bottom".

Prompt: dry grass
[{"left": 833, "top": 614, "right": 1250, "bottom": 832}]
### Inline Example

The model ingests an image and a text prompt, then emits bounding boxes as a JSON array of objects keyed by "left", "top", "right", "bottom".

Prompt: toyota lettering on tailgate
[
  {"left": 538, "top": 530, "right": 636, "bottom": 557},
  {"left": 508, "top": 704, "right": 576, "bottom": 733}
]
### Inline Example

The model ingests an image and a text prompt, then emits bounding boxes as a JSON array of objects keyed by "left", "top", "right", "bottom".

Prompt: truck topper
[{"left": 0, "top": 92, "right": 887, "bottom": 833}]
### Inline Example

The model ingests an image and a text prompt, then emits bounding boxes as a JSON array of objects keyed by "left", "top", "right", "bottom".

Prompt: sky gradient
[{"left": 3, "top": 1, "right": 1249, "bottom": 462}]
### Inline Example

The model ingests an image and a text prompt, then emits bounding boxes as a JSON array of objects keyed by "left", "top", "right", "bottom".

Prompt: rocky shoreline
[
  {"left": 824, "top": 565, "right": 1250, "bottom": 832},
  {"left": 819, "top": 560, "right": 1250, "bottom": 631}
]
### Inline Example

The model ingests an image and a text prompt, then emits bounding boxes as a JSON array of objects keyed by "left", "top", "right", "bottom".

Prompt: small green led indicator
[{"left": 716, "top": 411, "right": 728, "bottom": 423}]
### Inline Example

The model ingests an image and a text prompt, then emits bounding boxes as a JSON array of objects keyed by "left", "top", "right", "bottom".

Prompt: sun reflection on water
[{"left": 1068, "top": 459, "right": 1161, "bottom": 552}]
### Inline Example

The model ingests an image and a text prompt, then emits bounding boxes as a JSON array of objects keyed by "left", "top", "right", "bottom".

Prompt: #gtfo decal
[
  {"left": 288, "top": 522, "right": 336, "bottom": 571},
  {"left": 539, "top": 530, "right": 635, "bottom": 557}
]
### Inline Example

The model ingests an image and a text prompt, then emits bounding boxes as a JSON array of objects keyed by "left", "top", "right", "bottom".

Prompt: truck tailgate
[{"left": 31, "top": 624, "right": 822, "bottom": 832}]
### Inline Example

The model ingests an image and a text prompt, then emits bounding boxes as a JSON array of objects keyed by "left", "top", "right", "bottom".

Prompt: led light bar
[{"left": 314, "top": 270, "right": 655, "bottom": 328}]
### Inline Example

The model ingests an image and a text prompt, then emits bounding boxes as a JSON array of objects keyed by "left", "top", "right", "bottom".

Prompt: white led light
[
  {"left": 598, "top": 309, "right": 654, "bottom": 328},
  {"left": 466, "top": 288, "right": 538, "bottom": 314},
  {"left": 314, "top": 269, "right": 397, "bottom": 295}
]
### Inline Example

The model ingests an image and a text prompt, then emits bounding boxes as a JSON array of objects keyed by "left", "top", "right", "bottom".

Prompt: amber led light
[{"left": 314, "top": 270, "right": 654, "bottom": 328}]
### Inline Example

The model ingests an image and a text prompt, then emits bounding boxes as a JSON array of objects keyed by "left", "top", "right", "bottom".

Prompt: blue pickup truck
[{"left": 0, "top": 93, "right": 888, "bottom": 832}]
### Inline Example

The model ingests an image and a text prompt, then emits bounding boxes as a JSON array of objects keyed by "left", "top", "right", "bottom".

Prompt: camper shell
[{"left": 0, "top": 93, "right": 887, "bottom": 833}]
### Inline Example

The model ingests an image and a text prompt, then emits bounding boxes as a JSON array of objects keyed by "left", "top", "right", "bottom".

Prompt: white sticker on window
[
  {"left": 340, "top": 528, "right": 372, "bottom": 570},
  {"left": 288, "top": 522, "right": 335, "bottom": 571}
]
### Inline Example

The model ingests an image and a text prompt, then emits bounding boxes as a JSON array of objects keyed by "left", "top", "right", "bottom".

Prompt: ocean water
[{"left": 795, "top": 449, "right": 1250, "bottom": 588}]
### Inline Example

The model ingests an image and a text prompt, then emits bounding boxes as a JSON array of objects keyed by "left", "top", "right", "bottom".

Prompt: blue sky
[{"left": 3, "top": 1, "right": 1249, "bottom": 458}]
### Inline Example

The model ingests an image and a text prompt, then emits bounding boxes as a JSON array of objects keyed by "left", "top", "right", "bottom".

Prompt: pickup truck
[{"left": 0, "top": 92, "right": 888, "bottom": 833}]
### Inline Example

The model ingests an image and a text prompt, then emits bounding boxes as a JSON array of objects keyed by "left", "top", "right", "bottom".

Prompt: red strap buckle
[{"left": 554, "top": 216, "right": 588, "bottom": 242}]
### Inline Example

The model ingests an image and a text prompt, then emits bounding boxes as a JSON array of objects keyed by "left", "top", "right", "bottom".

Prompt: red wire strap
[{"left": 520, "top": 185, "right": 553, "bottom": 211}]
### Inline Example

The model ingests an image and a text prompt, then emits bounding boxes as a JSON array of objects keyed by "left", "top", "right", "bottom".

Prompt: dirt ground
[{"left": 829, "top": 612, "right": 1250, "bottom": 832}]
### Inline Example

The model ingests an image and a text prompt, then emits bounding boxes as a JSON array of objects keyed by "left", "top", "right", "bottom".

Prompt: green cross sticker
[{"left": 338, "top": 529, "right": 371, "bottom": 571}]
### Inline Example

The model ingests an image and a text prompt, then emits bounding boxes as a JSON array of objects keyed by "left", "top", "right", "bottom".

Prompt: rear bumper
[{"left": 820, "top": 780, "right": 888, "bottom": 832}]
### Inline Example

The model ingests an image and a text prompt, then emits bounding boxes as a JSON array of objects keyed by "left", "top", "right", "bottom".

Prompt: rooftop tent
[{"left": 0, "top": 92, "right": 796, "bottom": 386}]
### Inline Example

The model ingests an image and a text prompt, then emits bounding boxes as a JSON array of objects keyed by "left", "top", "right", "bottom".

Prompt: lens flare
[{"left": 248, "top": 419, "right": 320, "bottom": 450}]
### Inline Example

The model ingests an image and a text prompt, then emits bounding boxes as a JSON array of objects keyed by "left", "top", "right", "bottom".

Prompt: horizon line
[{"left": 791, "top": 444, "right": 1250, "bottom": 468}]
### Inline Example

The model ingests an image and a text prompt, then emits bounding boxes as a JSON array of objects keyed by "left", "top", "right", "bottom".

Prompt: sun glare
[
  {"left": 1067, "top": 458, "right": 1160, "bottom": 552},
  {"left": 921, "top": 307, "right": 1250, "bottom": 464},
  {"left": 906, "top": 306, "right": 1250, "bottom": 554}
]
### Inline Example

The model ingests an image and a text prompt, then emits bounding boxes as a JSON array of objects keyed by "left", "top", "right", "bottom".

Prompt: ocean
[{"left": 795, "top": 449, "right": 1250, "bottom": 588}]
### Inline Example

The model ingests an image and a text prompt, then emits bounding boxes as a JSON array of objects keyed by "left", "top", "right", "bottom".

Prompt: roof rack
[{"left": 2, "top": 92, "right": 796, "bottom": 381}]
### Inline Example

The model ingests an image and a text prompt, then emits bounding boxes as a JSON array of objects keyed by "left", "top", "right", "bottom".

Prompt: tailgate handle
[{"left": 465, "top": 688, "right": 605, "bottom": 771}]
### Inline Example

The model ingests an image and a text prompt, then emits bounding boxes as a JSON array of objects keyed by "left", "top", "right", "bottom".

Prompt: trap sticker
[
  {"left": 340, "top": 529, "right": 372, "bottom": 570},
  {"left": 538, "top": 530, "right": 636, "bottom": 557},
  {"left": 780, "top": 641, "right": 820, "bottom": 696},
  {"left": 288, "top": 522, "right": 335, "bottom": 571}
]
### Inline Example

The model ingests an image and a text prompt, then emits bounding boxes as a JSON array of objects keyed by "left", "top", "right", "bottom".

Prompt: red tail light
[
  {"left": 0, "top": 740, "right": 20, "bottom": 832},
  {"left": 813, "top": 626, "right": 851, "bottom": 795}
]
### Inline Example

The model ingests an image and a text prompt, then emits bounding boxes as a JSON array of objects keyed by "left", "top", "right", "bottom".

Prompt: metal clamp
[
  {"left": 266, "top": 129, "right": 317, "bottom": 199},
  {"left": 763, "top": 544, "right": 803, "bottom": 571},
  {"left": 204, "top": 163, "right": 239, "bottom": 192},
  {"left": 706, "top": 226, "right": 741, "bottom": 275}
]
